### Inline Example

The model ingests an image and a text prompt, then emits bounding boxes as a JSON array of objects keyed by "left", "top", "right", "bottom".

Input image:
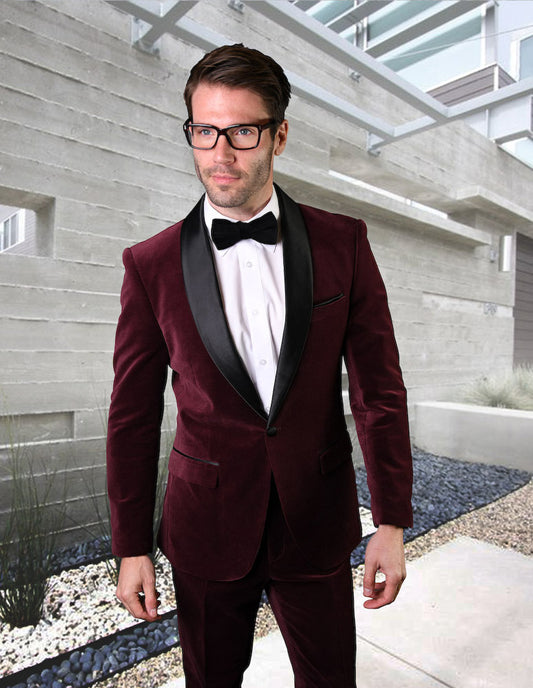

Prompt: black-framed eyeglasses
[{"left": 183, "top": 119, "right": 276, "bottom": 150}]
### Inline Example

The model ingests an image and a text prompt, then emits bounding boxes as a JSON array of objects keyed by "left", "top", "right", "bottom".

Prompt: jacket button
[{"left": 266, "top": 427, "right": 277, "bottom": 436}]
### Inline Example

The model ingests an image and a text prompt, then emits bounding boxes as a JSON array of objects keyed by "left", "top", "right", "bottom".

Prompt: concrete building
[{"left": 0, "top": 0, "right": 532, "bottom": 544}]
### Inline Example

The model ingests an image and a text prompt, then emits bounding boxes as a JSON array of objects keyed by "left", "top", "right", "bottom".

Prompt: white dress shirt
[{"left": 204, "top": 190, "right": 285, "bottom": 414}]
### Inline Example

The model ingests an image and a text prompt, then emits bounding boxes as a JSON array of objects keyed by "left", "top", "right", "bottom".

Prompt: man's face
[{"left": 189, "top": 83, "right": 288, "bottom": 220}]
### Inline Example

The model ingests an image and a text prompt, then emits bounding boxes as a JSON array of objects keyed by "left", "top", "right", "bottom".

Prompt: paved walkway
[{"left": 163, "top": 536, "right": 533, "bottom": 687}]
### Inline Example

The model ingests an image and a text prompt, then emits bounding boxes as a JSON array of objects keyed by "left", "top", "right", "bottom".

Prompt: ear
[{"left": 274, "top": 120, "right": 288, "bottom": 156}]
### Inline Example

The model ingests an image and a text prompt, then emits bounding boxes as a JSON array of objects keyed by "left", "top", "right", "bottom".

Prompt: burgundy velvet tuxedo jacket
[{"left": 107, "top": 185, "right": 413, "bottom": 581}]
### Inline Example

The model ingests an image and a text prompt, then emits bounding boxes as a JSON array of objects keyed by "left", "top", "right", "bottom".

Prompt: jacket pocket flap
[
  {"left": 319, "top": 433, "right": 353, "bottom": 475},
  {"left": 169, "top": 449, "right": 218, "bottom": 488}
]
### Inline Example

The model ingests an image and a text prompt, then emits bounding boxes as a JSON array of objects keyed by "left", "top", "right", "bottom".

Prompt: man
[{"left": 107, "top": 44, "right": 413, "bottom": 687}]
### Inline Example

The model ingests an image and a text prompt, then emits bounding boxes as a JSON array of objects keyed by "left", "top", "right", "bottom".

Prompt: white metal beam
[
  {"left": 368, "top": 77, "right": 533, "bottom": 151},
  {"left": 488, "top": 96, "right": 532, "bottom": 144},
  {"left": 106, "top": 0, "right": 533, "bottom": 157},
  {"left": 293, "top": 1, "right": 321, "bottom": 10},
  {"left": 366, "top": 0, "right": 485, "bottom": 58},
  {"left": 244, "top": 0, "right": 449, "bottom": 121},
  {"left": 124, "top": 8, "right": 397, "bottom": 140},
  {"left": 447, "top": 77, "right": 533, "bottom": 118},
  {"left": 170, "top": 15, "right": 225, "bottom": 53},
  {"left": 288, "top": 70, "right": 395, "bottom": 140},
  {"left": 108, "top": 1, "right": 199, "bottom": 50},
  {"left": 327, "top": 1, "right": 393, "bottom": 32},
  {"left": 140, "top": 1, "right": 198, "bottom": 46},
  {"left": 107, "top": 0, "right": 160, "bottom": 24}
]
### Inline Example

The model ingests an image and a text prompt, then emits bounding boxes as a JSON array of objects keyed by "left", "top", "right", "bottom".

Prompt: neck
[{"left": 206, "top": 190, "right": 274, "bottom": 222}]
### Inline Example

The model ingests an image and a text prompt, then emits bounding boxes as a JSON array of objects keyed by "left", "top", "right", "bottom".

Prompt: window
[
  {"left": 510, "top": 26, "right": 533, "bottom": 81},
  {"left": 519, "top": 34, "right": 533, "bottom": 79},
  {"left": 0, "top": 196, "right": 53, "bottom": 257},
  {"left": 380, "top": 11, "right": 483, "bottom": 90},
  {"left": 308, "top": 0, "right": 354, "bottom": 25},
  {"left": 0, "top": 209, "right": 25, "bottom": 252},
  {"left": 367, "top": 0, "right": 435, "bottom": 42}
]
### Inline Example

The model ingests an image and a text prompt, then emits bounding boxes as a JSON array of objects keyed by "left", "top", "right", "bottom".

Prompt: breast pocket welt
[{"left": 311, "top": 292, "right": 346, "bottom": 322}]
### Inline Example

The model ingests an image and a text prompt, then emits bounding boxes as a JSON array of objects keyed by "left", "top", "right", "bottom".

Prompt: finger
[
  {"left": 119, "top": 589, "right": 153, "bottom": 620},
  {"left": 364, "top": 579, "right": 386, "bottom": 600},
  {"left": 136, "top": 566, "right": 160, "bottom": 619},
  {"left": 117, "top": 584, "right": 160, "bottom": 621},
  {"left": 371, "top": 581, "right": 386, "bottom": 594},
  {"left": 363, "top": 562, "right": 378, "bottom": 598},
  {"left": 363, "top": 576, "right": 403, "bottom": 609},
  {"left": 143, "top": 585, "right": 161, "bottom": 619}
]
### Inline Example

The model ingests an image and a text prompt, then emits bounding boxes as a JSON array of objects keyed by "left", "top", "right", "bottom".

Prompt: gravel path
[{"left": 2, "top": 472, "right": 531, "bottom": 687}]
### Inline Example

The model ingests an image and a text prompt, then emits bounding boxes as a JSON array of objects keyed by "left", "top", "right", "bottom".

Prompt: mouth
[
  {"left": 211, "top": 175, "right": 240, "bottom": 186},
  {"left": 208, "top": 168, "right": 241, "bottom": 185},
  {"left": 213, "top": 175, "right": 238, "bottom": 182}
]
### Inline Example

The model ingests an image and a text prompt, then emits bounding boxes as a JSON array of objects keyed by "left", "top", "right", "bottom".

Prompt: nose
[{"left": 213, "top": 133, "right": 235, "bottom": 163}]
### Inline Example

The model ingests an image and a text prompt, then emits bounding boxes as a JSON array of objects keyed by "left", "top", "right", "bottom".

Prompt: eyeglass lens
[{"left": 188, "top": 124, "right": 262, "bottom": 150}]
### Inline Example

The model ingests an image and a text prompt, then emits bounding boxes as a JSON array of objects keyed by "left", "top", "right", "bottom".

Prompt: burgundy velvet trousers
[{"left": 172, "top": 481, "right": 357, "bottom": 687}]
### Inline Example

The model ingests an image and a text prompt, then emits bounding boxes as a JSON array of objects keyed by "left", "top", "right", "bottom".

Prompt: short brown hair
[{"left": 184, "top": 44, "right": 291, "bottom": 125}]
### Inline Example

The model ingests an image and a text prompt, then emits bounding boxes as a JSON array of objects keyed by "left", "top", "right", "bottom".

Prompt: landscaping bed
[{"left": 1, "top": 449, "right": 530, "bottom": 688}]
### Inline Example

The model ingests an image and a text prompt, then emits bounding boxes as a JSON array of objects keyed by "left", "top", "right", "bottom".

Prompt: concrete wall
[
  {"left": 414, "top": 402, "right": 533, "bottom": 471},
  {"left": 0, "top": 0, "right": 532, "bottom": 545}
]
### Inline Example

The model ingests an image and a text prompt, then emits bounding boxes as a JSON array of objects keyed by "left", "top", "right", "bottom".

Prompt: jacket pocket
[
  {"left": 311, "top": 292, "right": 346, "bottom": 322},
  {"left": 169, "top": 447, "right": 219, "bottom": 488},
  {"left": 313, "top": 292, "right": 345, "bottom": 309},
  {"left": 319, "top": 432, "right": 353, "bottom": 475}
]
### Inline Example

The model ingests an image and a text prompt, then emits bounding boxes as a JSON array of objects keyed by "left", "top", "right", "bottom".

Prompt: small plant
[
  {"left": 77, "top": 447, "right": 170, "bottom": 586},
  {"left": 465, "top": 365, "right": 533, "bottom": 411},
  {"left": 74, "top": 400, "right": 172, "bottom": 586},
  {"left": 71, "top": 458, "right": 120, "bottom": 586},
  {"left": 0, "top": 416, "right": 67, "bottom": 627},
  {"left": 514, "top": 365, "right": 533, "bottom": 401}
]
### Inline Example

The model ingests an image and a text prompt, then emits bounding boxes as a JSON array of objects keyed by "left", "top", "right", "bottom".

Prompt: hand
[
  {"left": 362, "top": 524, "right": 406, "bottom": 610},
  {"left": 116, "top": 555, "right": 161, "bottom": 621}
]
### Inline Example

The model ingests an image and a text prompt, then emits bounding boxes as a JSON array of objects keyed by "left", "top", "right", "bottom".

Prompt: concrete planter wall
[{"left": 414, "top": 402, "right": 533, "bottom": 472}]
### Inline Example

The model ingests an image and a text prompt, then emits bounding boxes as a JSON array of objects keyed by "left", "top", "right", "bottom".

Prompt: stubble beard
[{"left": 194, "top": 142, "right": 275, "bottom": 211}]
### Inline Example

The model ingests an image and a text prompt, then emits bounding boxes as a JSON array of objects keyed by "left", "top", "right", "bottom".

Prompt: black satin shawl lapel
[
  {"left": 268, "top": 185, "right": 313, "bottom": 425},
  {"left": 180, "top": 197, "right": 267, "bottom": 420}
]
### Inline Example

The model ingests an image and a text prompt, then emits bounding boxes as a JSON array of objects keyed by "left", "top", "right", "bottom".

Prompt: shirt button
[
  {"left": 259, "top": 359, "right": 267, "bottom": 366},
  {"left": 246, "top": 261, "right": 253, "bottom": 268}
]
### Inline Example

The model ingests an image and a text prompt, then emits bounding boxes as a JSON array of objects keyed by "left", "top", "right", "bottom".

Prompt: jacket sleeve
[
  {"left": 343, "top": 220, "right": 413, "bottom": 528},
  {"left": 106, "top": 247, "right": 170, "bottom": 557}
]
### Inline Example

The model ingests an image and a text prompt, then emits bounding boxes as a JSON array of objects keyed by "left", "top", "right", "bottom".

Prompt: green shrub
[
  {"left": 74, "top": 402, "right": 172, "bottom": 586},
  {"left": 514, "top": 365, "right": 533, "bottom": 401},
  {"left": 465, "top": 365, "right": 533, "bottom": 411},
  {"left": 0, "top": 417, "right": 66, "bottom": 627},
  {"left": 77, "top": 447, "right": 169, "bottom": 586}
]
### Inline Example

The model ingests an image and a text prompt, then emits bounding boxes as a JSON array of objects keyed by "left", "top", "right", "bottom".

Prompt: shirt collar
[{"left": 204, "top": 188, "right": 281, "bottom": 254}]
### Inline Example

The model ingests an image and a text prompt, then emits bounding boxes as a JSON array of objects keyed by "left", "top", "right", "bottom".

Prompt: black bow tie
[{"left": 211, "top": 212, "right": 278, "bottom": 250}]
